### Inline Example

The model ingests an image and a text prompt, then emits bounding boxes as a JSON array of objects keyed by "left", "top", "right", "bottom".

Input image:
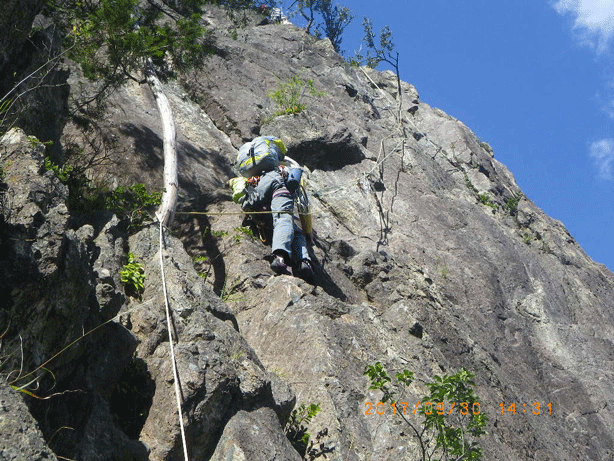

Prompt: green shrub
[
  {"left": 120, "top": 253, "right": 145, "bottom": 297},
  {"left": 106, "top": 184, "right": 162, "bottom": 230},
  {"left": 285, "top": 403, "right": 321, "bottom": 456},
  {"left": 354, "top": 18, "right": 397, "bottom": 70},
  {"left": 44, "top": 156, "right": 73, "bottom": 184},
  {"left": 269, "top": 76, "right": 326, "bottom": 116},
  {"left": 477, "top": 193, "right": 498, "bottom": 209},
  {"left": 65, "top": 0, "right": 213, "bottom": 109},
  {"left": 505, "top": 193, "right": 523, "bottom": 214},
  {"left": 364, "top": 362, "right": 488, "bottom": 461}
]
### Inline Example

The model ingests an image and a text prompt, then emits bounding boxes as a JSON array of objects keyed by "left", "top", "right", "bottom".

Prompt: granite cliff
[{"left": 1, "top": 4, "right": 613, "bottom": 461}]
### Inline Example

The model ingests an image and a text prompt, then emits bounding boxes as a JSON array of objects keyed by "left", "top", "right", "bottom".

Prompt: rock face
[
  {"left": 0, "top": 0, "right": 69, "bottom": 159},
  {"left": 0, "top": 128, "right": 146, "bottom": 460},
  {"left": 210, "top": 407, "right": 302, "bottom": 461},
  {"left": 179, "top": 13, "right": 614, "bottom": 460},
  {"left": 125, "top": 224, "right": 295, "bottom": 460},
  {"left": 1, "top": 5, "right": 614, "bottom": 461},
  {"left": 0, "top": 128, "right": 294, "bottom": 460},
  {"left": 0, "top": 381, "right": 57, "bottom": 461},
  {"left": 0, "top": 0, "right": 45, "bottom": 78}
]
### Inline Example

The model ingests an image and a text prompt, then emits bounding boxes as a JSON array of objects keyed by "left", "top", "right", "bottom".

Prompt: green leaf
[{"left": 120, "top": 252, "right": 145, "bottom": 296}]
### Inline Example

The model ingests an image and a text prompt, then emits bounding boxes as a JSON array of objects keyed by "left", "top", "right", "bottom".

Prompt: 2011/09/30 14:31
[
  {"left": 364, "top": 401, "right": 481, "bottom": 416},
  {"left": 500, "top": 402, "right": 552, "bottom": 415}
]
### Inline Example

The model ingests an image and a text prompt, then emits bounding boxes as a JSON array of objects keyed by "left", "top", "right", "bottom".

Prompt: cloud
[
  {"left": 590, "top": 138, "right": 614, "bottom": 179},
  {"left": 598, "top": 91, "right": 614, "bottom": 119},
  {"left": 552, "top": 0, "right": 614, "bottom": 52}
]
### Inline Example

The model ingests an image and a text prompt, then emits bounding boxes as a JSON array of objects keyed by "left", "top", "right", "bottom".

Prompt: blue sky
[{"left": 282, "top": 0, "right": 614, "bottom": 272}]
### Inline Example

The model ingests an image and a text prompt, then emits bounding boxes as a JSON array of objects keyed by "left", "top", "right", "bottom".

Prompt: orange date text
[
  {"left": 364, "top": 401, "right": 481, "bottom": 416},
  {"left": 499, "top": 402, "right": 552, "bottom": 415}
]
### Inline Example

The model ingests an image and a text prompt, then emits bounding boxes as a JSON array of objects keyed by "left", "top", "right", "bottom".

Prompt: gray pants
[{"left": 271, "top": 194, "right": 309, "bottom": 264}]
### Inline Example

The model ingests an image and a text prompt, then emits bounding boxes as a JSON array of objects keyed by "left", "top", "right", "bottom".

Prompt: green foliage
[
  {"left": 292, "top": 0, "right": 354, "bottom": 53},
  {"left": 422, "top": 370, "right": 487, "bottom": 460},
  {"left": 68, "top": 0, "right": 159, "bottom": 81},
  {"left": 192, "top": 254, "right": 210, "bottom": 280},
  {"left": 285, "top": 402, "right": 322, "bottom": 456},
  {"left": 435, "top": 256, "right": 450, "bottom": 280},
  {"left": 269, "top": 76, "right": 326, "bottom": 116},
  {"left": 477, "top": 193, "right": 498, "bottom": 209},
  {"left": 44, "top": 156, "right": 73, "bottom": 184},
  {"left": 233, "top": 226, "right": 254, "bottom": 242},
  {"left": 318, "top": 0, "right": 353, "bottom": 53},
  {"left": 44, "top": 150, "right": 109, "bottom": 216},
  {"left": 120, "top": 252, "right": 145, "bottom": 297},
  {"left": 0, "top": 98, "right": 13, "bottom": 137},
  {"left": 353, "top": 17, "right": 403, "bottom": 115},
  {"left": 354, "top": 17, "right": 397, "bottom": 70},
  {"left": 292, "top": 0, "right": 318, "bottom": 33},
  {"left": 521, "top": 232, "right": 532, "bottom": 245},
  {"left": 29, "top": 136, "right": 54, "bottom": 148},
  {"left": 219, "top": 276, "right": 242, "bottom": 302},
  {"left": 364, "top": 363, "right": 488, "bottom": 461},
  {"left": 173, "top": 13, "right": 215, "bottom": 71},
  {"left": 105, "top": 184, "right": 162, "bottom": 229},
  {"left": 346, "top": 57, "right": 361, "bottom": 67},
  {"left": 203, "top": 226, "right": 229, "bottom": 239},
  {"left": 463, "top": 173, "right": 501, "bottom": 210},
  {"left": 0, "top": 98, "right": 11, "bottom": 116},
  {"left": 54, "top": 0, "right": 214, "bottom": 109},
  {"left": 218, "top": 0, "right": 262, "bottom": 34},
  {"left": 505, "top": 193, "right": 523, "bottom": 214},
  {"left": 364, "top": 362, "right": 395, "bottom": 400}
]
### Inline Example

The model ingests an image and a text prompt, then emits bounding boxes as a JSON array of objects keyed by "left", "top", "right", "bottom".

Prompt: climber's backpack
[{"left": 236, "top": 136, "right": 287, "bottom": 177}]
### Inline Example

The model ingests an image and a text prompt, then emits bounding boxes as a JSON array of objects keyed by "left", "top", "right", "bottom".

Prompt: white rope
[{"left": 158, "top": 220, "right": 190, "bottom": 461}]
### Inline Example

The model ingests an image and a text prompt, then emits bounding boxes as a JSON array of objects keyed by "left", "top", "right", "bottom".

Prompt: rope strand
[{"left": 158, "top": 220, "right": 190, "bottom": 461}]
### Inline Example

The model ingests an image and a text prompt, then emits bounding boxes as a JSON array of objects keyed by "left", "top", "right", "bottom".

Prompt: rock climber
[{"left": 229, "top": 136, "right": 314, "bottom": 282}]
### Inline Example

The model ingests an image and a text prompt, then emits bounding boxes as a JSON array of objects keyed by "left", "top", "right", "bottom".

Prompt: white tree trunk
[{"left": 145, "top": 59, "right": 178, "bottom": 227}]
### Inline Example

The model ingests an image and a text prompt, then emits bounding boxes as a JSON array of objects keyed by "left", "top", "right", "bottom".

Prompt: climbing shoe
[
  {"left": 270, "top": 255, "right": 291, "bottom": 275},
  {"left": 296, "top": 259, "right": 315, "bottom": 283}
]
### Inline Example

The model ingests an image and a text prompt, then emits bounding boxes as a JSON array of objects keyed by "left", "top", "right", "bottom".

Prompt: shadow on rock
[{"left": 119, "top": 123, "right": 164, "bottom": 172}]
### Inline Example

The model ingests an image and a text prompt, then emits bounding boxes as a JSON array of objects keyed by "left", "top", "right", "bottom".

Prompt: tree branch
[{"left": 144, "top": 58, "right": 177, "bottom": 227}]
